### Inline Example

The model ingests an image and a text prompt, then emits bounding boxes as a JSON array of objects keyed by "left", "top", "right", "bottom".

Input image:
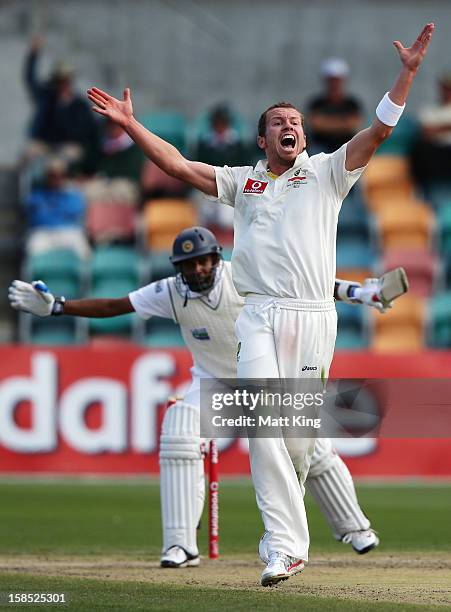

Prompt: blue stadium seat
[
  {"left": 338, "top": 200, "right": 371, "bottom": 243},
  {"left": 335, "top": 302, "right": 368, "bottom": 349},
  {"left": 336, "top": 240, "right": 374, "bottom": 269}
]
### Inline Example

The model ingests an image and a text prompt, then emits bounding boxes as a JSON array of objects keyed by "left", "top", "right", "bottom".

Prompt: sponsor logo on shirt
[
  {"left": 302, "top": 365, "right": 317, "bottom": 372},
  {"left": 288, "top": 176, "right": 307, "bottom": 188},
  {"left": 243, "top": 179, "right": 268, "bottom": 194},
  {"left": 155, "top": 281, "right": 163, "bottom": 293},
  {"left": 236, "top": 341, "right": 241, "bottom": 362},
  {"left": 191, "top": 327, "right": 210, "bottom": 340}
]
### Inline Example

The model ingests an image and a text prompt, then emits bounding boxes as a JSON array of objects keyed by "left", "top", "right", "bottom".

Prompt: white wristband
[{"left": 375, "top": 92, "right": 405, "bottom": 127}]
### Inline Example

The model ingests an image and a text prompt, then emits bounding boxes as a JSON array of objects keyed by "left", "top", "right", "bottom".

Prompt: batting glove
[
  {"left": 354, "top": 278, "right": 392, "bottom": 314},
  {"left": 8, "top": 280, "right": 55, "bottom": 317}
]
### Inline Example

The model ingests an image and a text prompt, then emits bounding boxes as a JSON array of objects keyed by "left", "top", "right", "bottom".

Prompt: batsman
[{"left": 9, "top": 226, "right": 407, "bottom": 568}]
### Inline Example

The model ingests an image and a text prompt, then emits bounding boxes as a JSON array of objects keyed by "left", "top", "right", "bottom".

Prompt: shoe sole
[
  {"left": 261, "top": 574, "right": 289, "bottom": 587},
  {"left": 261, "top": 561, "right": 305, "bottom": 587},
  {"left": 353, "top": 537, "right": 380, "bottom": 555},
  {"left": 160, "top": 557, "right": 200, "bottom": 568}
]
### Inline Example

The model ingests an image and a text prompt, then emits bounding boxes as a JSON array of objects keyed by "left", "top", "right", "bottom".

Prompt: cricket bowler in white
[
  {"left": 87, "top": 24, "right": 435, "bottom": 584},
  {"left": 9, "top": 227, "right": 407, "bottom": 571}
]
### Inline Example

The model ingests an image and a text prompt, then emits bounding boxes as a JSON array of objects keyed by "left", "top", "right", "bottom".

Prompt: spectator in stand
[
  {"left": 195, "top": 104, "right": 247, "bottom": 242},
  {"left": 23, "top": 35, "right": 99, "bottom": 174},
  {"left": 25, "top": 156, "right": 90, "bottom": 259},
  {"left": 96, "top": 118, "right": 145, "bottom": 184},
  {"left": 86, "top": 121, "right": 145, "bottom": 247},
  {"left": 196, "top": 104, "right": 247, "bottom": 167},
  {"left": 410, "top": 73, "right": 451, "bottom": 198},
  {"left": 306, "top": 58, "right": 364, "bottom": 154}
]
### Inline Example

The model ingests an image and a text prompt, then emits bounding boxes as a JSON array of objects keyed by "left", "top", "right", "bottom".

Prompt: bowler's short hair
[{"left": 258, "top": 102, "right": 304, "bottom": 137}]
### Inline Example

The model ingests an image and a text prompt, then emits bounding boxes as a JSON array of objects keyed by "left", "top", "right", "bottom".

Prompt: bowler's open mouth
[{"left": 280, "top": 134, "right": 296, "bottom": 150}]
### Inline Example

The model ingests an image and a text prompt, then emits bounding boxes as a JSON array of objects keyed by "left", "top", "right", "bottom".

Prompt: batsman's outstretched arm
[
  {"left": 63, "top": 297, "right": 134, "bottom": 317},
  {"left": 87, "top": 87, "right": 218, "bottom": 196},
  {"left": 8, "top": 280, "right": 134, "bottom": 318},
  {"left": 345, "top": 22, "right": 435, "bottom": 171}
]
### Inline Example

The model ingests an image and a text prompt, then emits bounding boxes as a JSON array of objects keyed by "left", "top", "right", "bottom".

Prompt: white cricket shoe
[
  {"left": 160, "top": 545, "right": 200, "bottom": 568},
  {"left": 342, "top": 529, "right": 379, "bottom": 554},
  {"left": 261, "top": 551, "right": 305, "bottom": 587}
]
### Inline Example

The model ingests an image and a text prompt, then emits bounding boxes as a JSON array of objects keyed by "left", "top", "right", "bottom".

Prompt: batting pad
[
  {"left": 160, "top": 402, "right": 204, "bottom": 556},
  {"left": 307, "top": 439, "right": 370, "bottom": 539}
]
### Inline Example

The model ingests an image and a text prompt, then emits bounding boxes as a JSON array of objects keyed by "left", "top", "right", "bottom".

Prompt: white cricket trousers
[{"left": 235, "top": 296, "right": 337, "bottom": 562}]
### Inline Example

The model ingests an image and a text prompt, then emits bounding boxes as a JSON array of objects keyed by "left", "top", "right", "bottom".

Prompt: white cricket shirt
[
  {"left": 129, "top": 262, "right": 243, "bottom": 379},
  {"left": 210, "top": 144, "right": 365, "bottom": 300}
]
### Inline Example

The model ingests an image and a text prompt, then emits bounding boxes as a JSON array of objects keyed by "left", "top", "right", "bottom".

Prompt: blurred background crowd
[{"left": 1, "top": 0, "right": 451, "bottom": 352}]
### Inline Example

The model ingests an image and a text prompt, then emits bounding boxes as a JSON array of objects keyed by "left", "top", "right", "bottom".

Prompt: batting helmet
[{"left": 170, "top": 227, "right": 222, "bottom": 265}]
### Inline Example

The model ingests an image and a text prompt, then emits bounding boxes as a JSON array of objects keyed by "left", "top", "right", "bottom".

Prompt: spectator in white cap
[{"left": 306, "top": 57, "right": 364, "bottom": 154}]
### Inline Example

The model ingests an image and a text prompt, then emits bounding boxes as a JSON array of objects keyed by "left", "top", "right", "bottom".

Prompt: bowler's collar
[{"left": 254, "top": 150, "right": 310, "bottom": 173}]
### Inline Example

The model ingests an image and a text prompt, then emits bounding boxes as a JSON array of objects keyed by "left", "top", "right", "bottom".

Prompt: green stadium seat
[
  {"left": 143, "top": 329, "right": 184, "bottom": 348},
  {"left": 42, "top": 278, "right": 82, "bottom": 300},
  {"left": 28, "top": 315, "right": 80, "bottom": 346},
  {"left": 424, "top": 184, "right": 451, "bottom": 211},
  {"left": 91, "top": 246, "right": 141, "bottom": 287},
  {"left": 437, "top": 205, "right": 451, "bottom": 256},
  {"left": 375, "top": 114, "right": 419, "bottom": 156},
  {"left": 88, "top": 280, "right": 137, "bottom": 336},
  {"left": 428, "top": 292, "right": 451, "bottom": 348},
  {"left": 143, "top": 317, "right": 184, "bottom": 347},
  {"left": 25, "top": 249, "right": 84, "bottom": 288},
  {"left": 140, "top": 111, "right": 188, "bottom": 154},
  {"left": 147, "top": 251, "right": 174, "bottom": 282},
  {"left": 31, "top": 326, "right": 77, "bottom": 345}
]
